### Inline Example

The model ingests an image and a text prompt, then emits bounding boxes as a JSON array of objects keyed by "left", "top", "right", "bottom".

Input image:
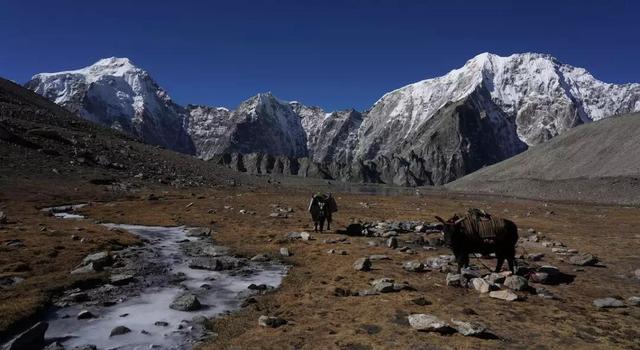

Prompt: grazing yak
[{"left": 435, "top": 209, "right": 519, "bottom": 273}]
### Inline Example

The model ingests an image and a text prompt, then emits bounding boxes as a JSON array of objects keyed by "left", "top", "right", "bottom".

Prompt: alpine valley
[{"left": 26, "top": 53, "right": 640, "bottom": 186}]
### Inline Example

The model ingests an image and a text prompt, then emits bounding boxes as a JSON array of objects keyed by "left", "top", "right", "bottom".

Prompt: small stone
[
  {"left": 446, "top": 273, "right": 463, "bottom": 287},
  {"left": 593, "top": 297, "right": 625, "bottom": 309},
  {"left": 503, "top": 275, "right": 528, "bottom": 291},
  {"left": 526, "top": 253, "right": 545, "bottom": 261},
  {"left": 0, "top": 211, "right": 7, "bottom": 224},
  {"left": 489, "top": 290, "right": 519, "bottom": 301},
  {"left": 403, "top": 261, "right": 425, "bottom": 272},
  {"left": 109, "top": 326, "right": 131, "bottom": 337},
  {"left": 411, "top": 297, "right": 432, "bottom": 306},
  {"left": 387, "top": 237, "right": 398, "bottom": 249},
  {"left": 279, "top": 247, "right": 291, "bottom": 257},
  {"left": 407, "top": 314, "right": 451, "bottom": 333},
  {"left": 634, "top": 269, "right": 640, "bottom": 279},
  {"left": 258, "top": 315, "right": 287, "bottom": 328},
  {"left": 109, "top": 274, "right": 135, "bottom": 286},
  {"left": 154, "top": 321, "right": 169, "bottom": 327},
  {"left": 44, "top": 342, "right": 65, "bottom": 350},
  {"left": 71, "top": 345, "right": 97, "bottom": 350},
  {"left": 471, "top": 278, "right": 493, "bottom": 293},
  {"left": 81, "top": 251, "right": 112, "bottom": 269},
  {"left": 529, "top": 272, "right": 550, "bottom": 284},
  {"left": 627, "top": 296, "right": 640, "bottom": 306},
  {"left": 300, "top": 232, "right": 311, "bottom": 241},
  {"left": 569, "top": 254, "right": 598, "bottom": 266},
  {"left": 250, "top": 253, "right": 270, "bottom": 262},
  {"left": 77, "top": 310, "right": 95, "bottom": 319},
  {"left": 353, "top": 257, "right": 372, "bottom": 271},
  {"left": 70, "top": 263, "right": 98, "bottom": 275},
  {"left": 451, "top": 319, "right": 487, "bottom": 336},
  {"left": 169, "top": 294, "right": 202, "bottom": 311},
  {"left": 368, "top": 255, "right": 391, "bottom": 261}
]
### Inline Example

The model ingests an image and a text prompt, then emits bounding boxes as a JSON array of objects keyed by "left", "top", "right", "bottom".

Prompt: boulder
[
  {"left": 109, "top": 274, "right": 135, "bottom": 286},
  {"left": 81, "top": 251, "right": 112, "bottom": 270},
  {"left": 386, "top": 237, "right": 398, "bottom": 249},
  {"left": 371, "top": 278, "right": 395, "bottom": 293},
  {"left": 279, "top": 247, "right": 291, "bottom": 257},
  {"left": 403, "top": 261, "right": 425, "bottom": 272},
  {"left": 169, "top": 294, "right": 202, "bottom": 311},
  {"left": 471, "top": 278, "right": 494, "bottom": 293},
  {"left": 70, "top": 263, "right": 98, "bottom": 275},
  {"left": 569, "top": 254, "right": 598, "bottom": 266},
  {"left": 451, "top": 319, "right": 487, "bottom": 336},
  {"left": 407, "top": 314, "right": 451, "bottom": 333},
  {"left": 109, "top": 325, "right": 131, "bottom": 337},
  {"left": 1, "top": 321, "right": 48, "bottom": 350},
  {"left": 489, "top": 290, "right": 519, "bottom": 301},
  {"left": 593, "top": 297, "right": 625, "bottom": 309},
  {"left": 628, "top": 296, "right": 640, "bottom": 306},
  {"left": 503, "top": 275, "right": 528, "bottom": 291},
  {"left": 258, "top": 315, "right": 287, "bottom": 328},
  {"left": 353, "top": 258, "right": 372, "bottom": 271}
]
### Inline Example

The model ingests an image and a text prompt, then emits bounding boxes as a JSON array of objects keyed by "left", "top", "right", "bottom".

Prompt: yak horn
[{"left": 454, "top": 218, "right": 465, "bottom": 225}]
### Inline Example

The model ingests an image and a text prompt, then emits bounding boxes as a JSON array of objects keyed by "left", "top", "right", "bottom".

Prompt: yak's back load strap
[{"left": 459, "top": 208, "right": 498, "bottom": 240}]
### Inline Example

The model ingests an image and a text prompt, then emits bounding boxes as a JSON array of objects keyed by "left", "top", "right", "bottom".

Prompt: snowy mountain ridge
[{"left": 25, "top": 53, "right": 640, "bottom": 185}]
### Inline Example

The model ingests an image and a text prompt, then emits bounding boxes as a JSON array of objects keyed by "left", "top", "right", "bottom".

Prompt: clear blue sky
[{"left": 1, "top": 0, "right": 638, "bottom": 111}]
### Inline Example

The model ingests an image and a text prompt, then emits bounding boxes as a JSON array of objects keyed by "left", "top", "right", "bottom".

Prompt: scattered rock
[
  {"left": 529, "top": 272, "right": 550, "bottom": 284},
  {"left": 0, "top": 211, "right": 7, "bottom": 224},
  {"left": 1, "top": 321, "right": 48, "bottom": 350},
  {"left": 634, "top": 269, "right": 640, "bottom": 279},
  {"left": 569, "top": 254, "right": 599, "bottom": 266},
  {"left": 77, "top": 310, "right": 96, "bottom": 319},
  {"left": 279, "top": 247, "right": 291, "bottom": 257},
  {"left": 526, "top": 253, "right": 545, "bottom": 261},
  {"left": 70, "top": 345, "right": 97, "bottom": 350},
  {"left": 387, "top": 237, "right": 398, "bottom": 249},
  {"left": 403, "top": 261, "right": 425, "bottom": 272},
  {"left": 353, "top": 258, "right": 372, "bottom": 271},
  {"left": 169, "top": 294, "right": 202, "bottom": 311},
  {"left": 300, "top": 232, "right": 311, "bottom": 241},
  {"left": 371, "top": 278, "right": 395, "bottom": 293},
  {"left": 258, "top": 315, "right": 287, "bottom": 328},
  {"left": 503, "top": 275, "right": 528, "bottom": 291},
  {"left": 489, "top": 290, "right": 519, "bottom": 301},
  {"left": 188, "top": 256, "right": 244, "bottom": 271},
  {"left": 154, "top": 321, "right": 169, "bottom": 327},
  {"left": 109, "top": 326, "right": 131, "bottom": 337},
  {"left": 593, "top": 297, "right": 625, "bottom": 309},
  {"left": 407, "top": 314, "right": 451, "bottom": 333},
  {"left": 451, "top": 319, "right": 487, "bottom": 336}
]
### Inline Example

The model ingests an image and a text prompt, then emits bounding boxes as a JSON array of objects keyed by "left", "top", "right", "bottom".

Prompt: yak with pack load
[{"left": 436, "top": 209, "right": 519, "bottom": 273}]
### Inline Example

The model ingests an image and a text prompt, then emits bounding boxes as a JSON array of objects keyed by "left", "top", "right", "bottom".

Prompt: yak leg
[
  {"left": 495, "top": 254, "right": 505, "bottom": 272},
  {"left": 319, "top": 218, "right": 325, "bottom": 232},
  {"left": 455, "top": 254, "right": 467, "bottom": 273},
  {"left": 506, "top": 247, "right": 517, "bottom": 273},
  {"left": 314, "top": 221, "right": 318, "bottom": 232}
]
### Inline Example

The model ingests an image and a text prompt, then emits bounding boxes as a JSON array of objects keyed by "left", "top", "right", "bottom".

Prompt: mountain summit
[{"left": 25, "top": 57, "right": 195, "bottom": 153}]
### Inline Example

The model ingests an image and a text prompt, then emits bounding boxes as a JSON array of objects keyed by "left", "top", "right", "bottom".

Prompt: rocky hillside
[
  {"left": 447, "top": 112, "right": 640, "bottom": 204},
  {"left": 0, "top": 77, "right": 247, "bottom": 189},
  {"left": 25, "top": 53, "right": 640, "bottom": 186}
]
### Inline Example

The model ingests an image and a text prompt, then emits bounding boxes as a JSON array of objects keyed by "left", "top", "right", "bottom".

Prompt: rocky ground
[{"left": 1, "top": 175, "right": 640, "bottom": 349}]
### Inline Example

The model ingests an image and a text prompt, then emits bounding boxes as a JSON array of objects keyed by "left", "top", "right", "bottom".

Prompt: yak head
[{"left": 435, "top": 215, "right": 464, "bottom": 247}]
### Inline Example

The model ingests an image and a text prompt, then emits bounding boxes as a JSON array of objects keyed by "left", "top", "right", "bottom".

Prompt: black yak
[{"left": 435, "top": 209, "right": 519, "bottom": 273}]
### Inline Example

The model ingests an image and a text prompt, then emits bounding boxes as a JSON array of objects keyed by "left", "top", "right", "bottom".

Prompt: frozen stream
[{"left": 42, "top": 207, "right": 287, "bottom": 350}]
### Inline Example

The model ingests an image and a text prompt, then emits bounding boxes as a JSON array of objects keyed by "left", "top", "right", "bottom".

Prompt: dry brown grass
[{"left": 1, "top": 178, "right": 640, "bottom": 349}]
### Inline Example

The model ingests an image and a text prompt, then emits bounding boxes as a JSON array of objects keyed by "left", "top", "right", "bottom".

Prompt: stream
[{"left": 41, "top": 205, "right": 287, "bottom": 350}]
